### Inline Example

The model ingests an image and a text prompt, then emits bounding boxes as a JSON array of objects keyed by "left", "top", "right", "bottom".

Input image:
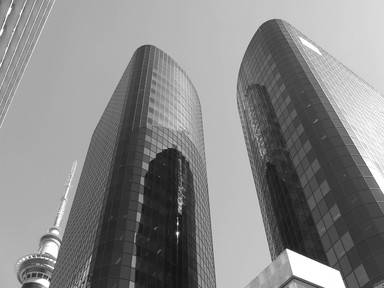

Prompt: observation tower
[{"left": 16, "top": 161, "right": 77, "bottom": 288}]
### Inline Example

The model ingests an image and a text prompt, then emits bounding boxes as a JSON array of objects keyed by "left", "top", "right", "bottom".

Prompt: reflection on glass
[{"left": 135, "top": 148, "right": 197, "bottom": 287}]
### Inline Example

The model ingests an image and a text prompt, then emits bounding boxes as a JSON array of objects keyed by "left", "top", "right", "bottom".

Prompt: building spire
[
  {"left": 16, "top": 161, "right": 77, "bottom": 288},
  {"left": 53, "top": 161, "right": 77, "bottom": 228}
]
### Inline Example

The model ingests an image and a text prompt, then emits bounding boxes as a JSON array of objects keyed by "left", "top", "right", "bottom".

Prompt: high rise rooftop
[{"left": 245, "top": 249, "right": 345, "bottom": 288}]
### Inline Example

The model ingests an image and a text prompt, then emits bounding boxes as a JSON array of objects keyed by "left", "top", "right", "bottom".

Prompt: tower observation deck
[{"left": 16, "top": 161, "right": 77, "bottom": 288}]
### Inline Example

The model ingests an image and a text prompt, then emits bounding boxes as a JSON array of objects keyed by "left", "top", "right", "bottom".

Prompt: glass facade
[
  {"left": 51, "top": 45, "right": 216, "bottom": 288},
  {"left": 237, "top": 19, "right": 384, "bottom": 287},
  {"left": 0, "top": 0, "right": 56, "bottom": 128}
]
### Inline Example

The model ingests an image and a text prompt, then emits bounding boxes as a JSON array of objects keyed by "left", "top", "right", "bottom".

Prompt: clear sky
[{"left": 1, "top": 1, "right": 384, "bottom": 287}]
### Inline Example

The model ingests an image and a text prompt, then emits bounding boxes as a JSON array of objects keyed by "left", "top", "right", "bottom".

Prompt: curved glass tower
[
  {"left": 51, "top": 45, "right": 216, "bottom": 288},
  {"left": 238, "top": 19, "right": 384, "bottom": 287}
]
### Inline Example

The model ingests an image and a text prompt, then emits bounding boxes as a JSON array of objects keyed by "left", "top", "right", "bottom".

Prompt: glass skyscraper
[
  {"left": 51, "top": 45, "right": 216, "bottom": 288},
  {"left": 237, "top": 19, "right": 384, "bottom": 288}
]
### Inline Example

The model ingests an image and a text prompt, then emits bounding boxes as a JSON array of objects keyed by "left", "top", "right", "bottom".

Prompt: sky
[{"left": 1, "top": 1, "right": 384, "bottom": 287}]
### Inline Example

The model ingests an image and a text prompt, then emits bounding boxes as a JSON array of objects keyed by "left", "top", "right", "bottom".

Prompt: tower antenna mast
[{"left": 53, "top": 160, "right": 77, "bottom": 228}]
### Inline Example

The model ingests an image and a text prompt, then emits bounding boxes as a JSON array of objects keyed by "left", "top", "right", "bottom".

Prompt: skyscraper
[
  {"left": 16, "top": 161, "right": 77, "bottom": 288},
  {"left": 237, "top": 19, "right": 384, "bottom": 288},
  {"left": 50, "top": 45, "right": 216, "bottom": 288},
  {"left": 0, "top": 0, "right": 55, "bottom": 128}
]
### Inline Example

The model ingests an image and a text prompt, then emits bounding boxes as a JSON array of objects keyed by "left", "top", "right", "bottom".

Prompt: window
[
  {"left": 330, "top": 205, "right": 341, "bottom": 222},
  {"left": 299, "top": 37, "right": 322, "bottom": 55},
  {"left": 354, "top": 265, "right": 369, "bottom": 286}
]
